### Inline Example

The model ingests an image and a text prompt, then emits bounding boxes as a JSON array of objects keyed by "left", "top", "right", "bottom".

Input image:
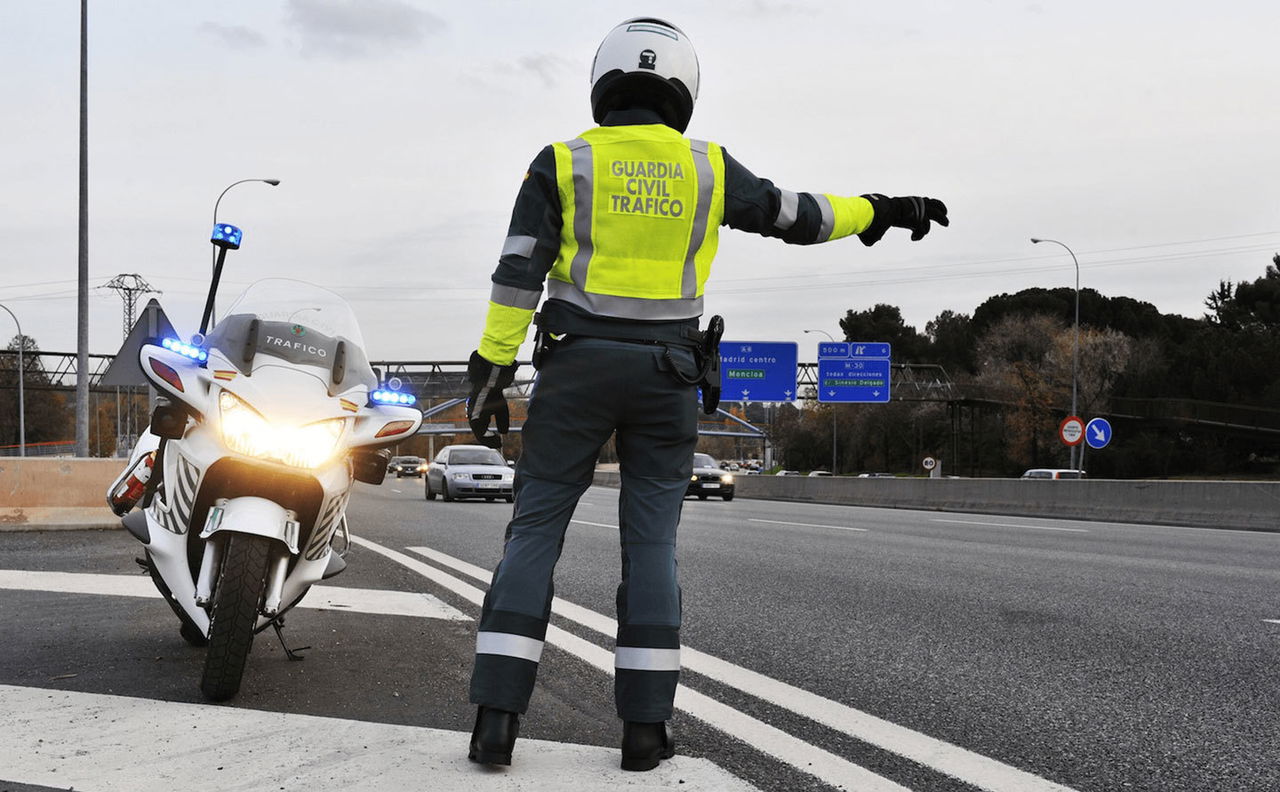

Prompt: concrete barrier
[
  {"left": 0, "top": 458, "right": 122, "bottom": 530},
  {"left": 591, "top": 471, "right": 1280, "bottom": 532}
]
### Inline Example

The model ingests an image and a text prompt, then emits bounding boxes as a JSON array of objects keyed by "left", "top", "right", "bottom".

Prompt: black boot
[
  {"left": 468, "top": 706, "right": 519, "bottom": 766},
  {"left": 620, "top": 721, "right": 675, "bottom": 772}
]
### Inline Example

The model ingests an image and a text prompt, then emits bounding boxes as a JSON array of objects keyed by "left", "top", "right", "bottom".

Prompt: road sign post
[
  {"left": 816, "top": 342, "right": 891, "bottom": 403},
  {"left": 718, "top": 341, "right": 798, "bottom": 403}
]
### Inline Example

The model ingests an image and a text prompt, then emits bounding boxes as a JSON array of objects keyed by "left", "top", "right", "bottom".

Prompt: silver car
[{"left": 425, "top": 444, "right": 515, "bottom": 502}]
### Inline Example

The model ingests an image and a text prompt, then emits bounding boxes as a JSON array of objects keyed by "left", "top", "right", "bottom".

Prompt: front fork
[{"left": 195, "top": 498, "right": 301, "bottom": 619}]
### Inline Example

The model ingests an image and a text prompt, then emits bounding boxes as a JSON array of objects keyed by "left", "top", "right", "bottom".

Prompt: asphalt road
[{"left": 3, "top": 478, "right": 1279, "bottom": 791}]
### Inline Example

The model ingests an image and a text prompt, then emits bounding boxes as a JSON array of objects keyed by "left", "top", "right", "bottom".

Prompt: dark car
[
  {"left": 688, "top": 452, "right": 734, "bottom": 501},
  {"left": 425, "top": 444, "right": 514, "bottom": 502},
  {"left": 389, "top": 455, "right": 426, "bottom": 478}
]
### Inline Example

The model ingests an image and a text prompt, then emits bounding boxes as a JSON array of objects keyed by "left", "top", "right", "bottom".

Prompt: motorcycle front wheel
[{"left": 200, "top": 533, "right": 272, "bottom": 701}]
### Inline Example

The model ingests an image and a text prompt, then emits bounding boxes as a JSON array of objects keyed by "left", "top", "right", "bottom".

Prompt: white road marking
[
  {"left": 0, "top": 569, "right": 470, "bottom": 621},
  {"left": 358, "top": 538, "right": 910, "bottom": 792},
  {"left": 932, "top": 518, "right": 1089, "bottom": 534},
  {"left": 1264, "top": 619, "right": 1280, "bottom": 625},
  {"left": 402, "top": 543, "right": 1080, "bottom": 792},
  {"left": 748, "top": 518, "right": 868, "bottom": 532},
  {"left": 0, "top": 684, "right": 757, "bottom": 792},
  {"left": 578, "top": 501, "right": 595, "bottom": 507},
  {"left": 391, "top": 488, "right": 402, "bottom": 493},
  {"left": 570, "top": 519, "right": 616, "bottom": 529}
]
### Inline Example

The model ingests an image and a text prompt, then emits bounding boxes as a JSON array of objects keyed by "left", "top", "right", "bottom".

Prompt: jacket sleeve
[
  {"left": 477, "top": 146, "right": 562, "bottom": 366},
  {"left": 720, "top": 148, "right": 875, "bottom": 245}
]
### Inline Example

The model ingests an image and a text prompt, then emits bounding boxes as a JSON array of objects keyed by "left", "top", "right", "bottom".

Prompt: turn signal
[
  {"left": 374, "top": 420, "right": 416, "bottom": 439},
  {"left": 149, "top": 358, "right": 184, "bottom": 392}
]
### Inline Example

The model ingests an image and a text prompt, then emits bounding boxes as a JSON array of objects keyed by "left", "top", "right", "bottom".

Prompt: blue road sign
[
  {"left": 719, "top": 341, "right": 798, "bottom": 402},
  {"left": 1085, "top": 417, "right": 1113, "bottom": 449},
  {"left": 817, "top": 342, "right": 892, "bottom": 403}
]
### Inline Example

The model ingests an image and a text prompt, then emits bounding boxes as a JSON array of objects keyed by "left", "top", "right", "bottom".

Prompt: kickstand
[
  {"left": 135, "top": 556, "right": 151, "bottom": 573},
  {"left": 271, "top": 618, "right": 311, "bottom": 661}
]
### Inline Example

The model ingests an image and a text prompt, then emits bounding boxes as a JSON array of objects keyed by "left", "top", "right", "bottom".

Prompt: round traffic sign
[
  {"left": 1085, "top": 417, "right": 1113, "bottom": 449},
  {"left": 922, "top": 456, "right": 937, "bottom": 471},
  {"left": 1059, "top": 416, "right": 1084, "bottom": 446}
]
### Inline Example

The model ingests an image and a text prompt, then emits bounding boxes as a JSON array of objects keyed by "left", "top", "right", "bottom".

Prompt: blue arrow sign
[
  {"left": 817, "top": 341, "right": 892, "bottom": 403},
  {"left": 1085, "top": 417, "right": 1112, "bottom": 449},
  {"left": 719, "top": 341, "right": 798, "bottom": 402}
]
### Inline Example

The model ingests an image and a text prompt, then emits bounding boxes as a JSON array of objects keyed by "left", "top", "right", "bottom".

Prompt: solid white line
[
  {"left": 1264, "top": 620, "right": 1280, "bottom": 625},
  {"left": 403, "top": 544, "right": 1079, "bottom": 792},
  {"left": 358, "top": 538, "right": 910, "bottom": 792},
  {"left": 932, "top": 518, "right": 1089, "bottom": 534},
  {"left": 0, "top": 569, "right": 470, "bottom": 621},
  {"left": 748, "top": 518, "right": 868, "bottom": 532},
  {"left": 0, "top": 684, "right": 757, "bottom": 791},
  {"left": 570, "top": 519, "right": 616, "bottom": 529}
]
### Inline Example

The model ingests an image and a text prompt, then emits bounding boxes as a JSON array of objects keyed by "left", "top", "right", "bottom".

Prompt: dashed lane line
[
  {"left": 0, "top": 569, "right": 470, "bottom": 621},
  {"left": 747, "top": 518, "right": 869, "bottom": 532},
  {"left": 0, "top": 684, "right": 756, "bottom": 792},
  {"left": 355, "top": 537, "right": 912, "bottom": 792},
  {"left": 931, "top": 519, "right": 1089, "bottom": 534},
  {"left": 401, "top": 542, "right": 1081, "bottom": 792}
]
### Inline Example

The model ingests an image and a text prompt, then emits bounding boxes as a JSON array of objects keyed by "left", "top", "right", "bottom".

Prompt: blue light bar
[
  {"left": 211, "top": 223, "right": 243, "bottom": 250},
  {"left": 372, "top": 389, "right": 416, "bottom": 406},
  {"left": 161, "top": 337, "right": 209, "bottom": 362}
]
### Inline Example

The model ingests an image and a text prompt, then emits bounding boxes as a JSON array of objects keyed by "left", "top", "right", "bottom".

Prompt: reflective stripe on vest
[{"left": 549, "top": 127, "right": 725, "bottom": 322}]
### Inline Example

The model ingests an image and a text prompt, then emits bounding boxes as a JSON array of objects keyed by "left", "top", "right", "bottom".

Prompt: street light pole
[
  {"left": 804, "top": 329, "right": 838, "bottom": 474},
  {"left": 1030, "top": 237, "right": 1081, "bottom": 470},
  {"left": 1, "top": 304, "right": 25, "bottom": 457},
  {"left": 211, "top": 178, "right": 280, "bottom": 323}
]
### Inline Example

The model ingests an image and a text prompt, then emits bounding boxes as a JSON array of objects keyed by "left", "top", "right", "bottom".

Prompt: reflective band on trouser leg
[
  {"left": 615, "top": 646, "right": 681, "bottom": 671},
  {"left": 774, "top": 188, "right": 799, "bottom": 230},
  {"left": 567, "top": 138, "right": 594, "bottom": 291},
  {"left": 476, "top": 631, "right": 545, "bottom": 662},
  {"left": 680, "top": 140, "right": 716, "bottom": 299},
  {"left": 810, "top": 193, "right": 836, "bottom": 242}
]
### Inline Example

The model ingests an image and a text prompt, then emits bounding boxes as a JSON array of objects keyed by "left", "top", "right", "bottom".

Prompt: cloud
[
  {"left": 514, "top": 53, "right": 575, "bottom": 88},
  {"left": 199, "top": 22, "right": 269, "bottom": 51},
  {"left": 285, "top": 0, "right": 445, "bottom": 59}
]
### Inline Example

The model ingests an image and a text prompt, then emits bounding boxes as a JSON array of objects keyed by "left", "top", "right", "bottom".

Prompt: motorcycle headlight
[{"left": 218, "top": 391, "right": 345, "bottom": 469}]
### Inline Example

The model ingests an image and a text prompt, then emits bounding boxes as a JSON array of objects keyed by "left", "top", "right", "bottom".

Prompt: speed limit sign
[{"left": 922, "top": 456, "right": 937, "bottom": 471}]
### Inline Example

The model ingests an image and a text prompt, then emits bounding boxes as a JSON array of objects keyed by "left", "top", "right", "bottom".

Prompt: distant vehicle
[
  {"left": 689, "top": 453, "right": 734, "bottom": 501},
  {"left": 388, "top": 455, "right": 426, "bottom": 478},
  {"left": 425, "top": 445, "right": 514, "bottom": 502},
  {"left": 807, "top": 470, "right": 833, "bottom": 477},
  {"left": 775, "top": 470, "right": 802, "bottom": 476},
  {"left": 857, "top": 472, "right": 895, "bottom": 478},
  {"left": 1021, "top": 468, "right": 1087, "bottom": 480}
]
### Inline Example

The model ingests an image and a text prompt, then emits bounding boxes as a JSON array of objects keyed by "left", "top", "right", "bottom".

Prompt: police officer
[{"left": 465, "top": 17, "right": 948, "bottom": 771}]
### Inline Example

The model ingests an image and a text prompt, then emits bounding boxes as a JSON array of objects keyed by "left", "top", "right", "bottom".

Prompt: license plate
[
  {"left": 479, "top": 483, "right": 499, "bottom": 489},
  {"left": 702, "top": 483, "right": 720, "bottom": 489}
]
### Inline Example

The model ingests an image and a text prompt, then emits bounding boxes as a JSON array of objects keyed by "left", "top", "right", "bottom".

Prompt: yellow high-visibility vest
[{"left": 548, "top": 124, "right": 726, "bottom": 321}]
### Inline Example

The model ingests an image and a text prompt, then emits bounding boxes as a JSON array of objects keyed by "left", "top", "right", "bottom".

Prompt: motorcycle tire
[{"left": 200, "top": 533, "right": 272, "bottom": 702}]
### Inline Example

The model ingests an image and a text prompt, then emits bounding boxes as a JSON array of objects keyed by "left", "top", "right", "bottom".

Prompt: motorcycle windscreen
[{"left": 203, "top": 279, "right": 378, "bottom": 394}]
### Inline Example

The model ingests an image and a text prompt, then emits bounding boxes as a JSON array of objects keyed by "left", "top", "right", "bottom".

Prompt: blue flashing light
[
  {"left": 211, "top": 223, "right": 243, "bottom": 250},
  {"left": 162, "top": 337, "right": 208, "bottom": 362},
  {"left": 372, "top": 389, "right": 416, "bottom": 406}
]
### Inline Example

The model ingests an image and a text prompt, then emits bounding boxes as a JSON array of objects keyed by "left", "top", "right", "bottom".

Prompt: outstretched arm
[{"left": 721, "top": 149, "right": 947, "bottom": 246}]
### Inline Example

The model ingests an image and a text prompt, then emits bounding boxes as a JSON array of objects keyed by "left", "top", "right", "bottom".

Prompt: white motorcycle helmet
[{"left": 590, "top": 17, "right": 700, "bottom": 132}]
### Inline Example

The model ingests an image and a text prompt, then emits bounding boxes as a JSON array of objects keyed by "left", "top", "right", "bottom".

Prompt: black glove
[
  {"left": 466, "top": 350, "right": 517, "bottom": 450},
  {"left": 857, "top": 194, "right": 949, "bottom": 246}
]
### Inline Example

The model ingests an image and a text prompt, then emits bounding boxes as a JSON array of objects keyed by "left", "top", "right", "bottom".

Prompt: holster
[{"left": 697, "top": 315, "right": 723, "bottom": 415}]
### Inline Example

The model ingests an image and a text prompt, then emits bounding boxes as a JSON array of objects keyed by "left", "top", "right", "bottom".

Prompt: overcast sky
[{"left": 2, "top": 0, "right": 1277, "bottom": 363}]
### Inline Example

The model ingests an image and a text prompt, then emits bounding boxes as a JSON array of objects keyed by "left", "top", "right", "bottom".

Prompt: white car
[
  {"left": 425, "top": 445, "right": 515, "bottom": 502},
  {"left": 1020, "top": 468, "right": 1087, "bottom": 480}
]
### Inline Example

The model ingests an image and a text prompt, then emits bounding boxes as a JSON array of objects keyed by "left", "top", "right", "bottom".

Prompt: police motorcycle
[{"left": 107, "top": 222, "right": 421, "bottom": 701}]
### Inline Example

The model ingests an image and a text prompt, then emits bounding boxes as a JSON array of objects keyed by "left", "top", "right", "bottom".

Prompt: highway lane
[
  {"left": 2, "top": 482, "right": 1279, "bottom": 791},
  {"left": 353, "top": 479, "right": 1280, "bottom": 791}
]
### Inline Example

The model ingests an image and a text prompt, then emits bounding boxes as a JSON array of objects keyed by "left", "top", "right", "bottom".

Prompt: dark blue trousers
[{"left": 469, "top": 338, "right": 698, "bottom": 722}]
